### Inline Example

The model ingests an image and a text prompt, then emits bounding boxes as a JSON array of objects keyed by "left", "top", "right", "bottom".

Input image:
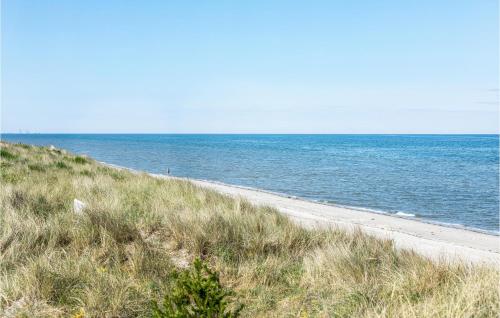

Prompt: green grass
[
  {"left": 54, "top": 161, "right": 72, "bottom": 170},
  {"left": 0, "top": 141, "right": 498, "bottom": 317},
  {"left": 73, "top": 156, "right": 89, "bottom": 164},
  {"left": 0, "top": 148, "right": 17, "bottom": 160}
]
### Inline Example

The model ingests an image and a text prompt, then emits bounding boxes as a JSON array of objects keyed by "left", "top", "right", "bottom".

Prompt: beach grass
[{"left": 0, "top": 141, "right": 498, "bottom": 317}]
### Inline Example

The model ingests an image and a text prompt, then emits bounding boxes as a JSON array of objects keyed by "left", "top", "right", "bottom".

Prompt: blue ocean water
[{"left": 2, "top": 134, "right": 498, "bottom": 232}]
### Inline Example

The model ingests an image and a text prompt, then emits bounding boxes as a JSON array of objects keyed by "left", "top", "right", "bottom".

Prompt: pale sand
[
  {"left": 190, "top": 179, "right": 500, "bottom": 266},
  {"left": 106, "top": 163, "right": 500, "bottom": 266}
]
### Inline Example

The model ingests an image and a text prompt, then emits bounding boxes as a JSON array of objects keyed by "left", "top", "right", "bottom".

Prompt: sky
[{"left": 1, "top": 0, "right": 499, "bottom": 134}]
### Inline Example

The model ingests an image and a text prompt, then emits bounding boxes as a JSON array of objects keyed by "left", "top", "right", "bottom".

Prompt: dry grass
[{"left": 0, "top": 141, "right": 498, "bottom": 317}]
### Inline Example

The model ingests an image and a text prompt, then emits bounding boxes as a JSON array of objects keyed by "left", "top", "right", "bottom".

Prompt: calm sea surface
[{"left": 2, "top": 134, "right": 498, "bottom": 232}]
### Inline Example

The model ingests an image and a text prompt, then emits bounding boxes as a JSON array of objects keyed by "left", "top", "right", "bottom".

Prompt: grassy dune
[{"left": 0, "top": 141, "right": 498, "bottom": 317}]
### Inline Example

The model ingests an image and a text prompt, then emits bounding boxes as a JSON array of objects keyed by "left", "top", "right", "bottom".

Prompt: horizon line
[{"left": 1, "top": 132, "right": 499, "bottom": 136}]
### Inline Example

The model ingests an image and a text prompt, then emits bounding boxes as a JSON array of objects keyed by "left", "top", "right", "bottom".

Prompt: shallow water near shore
[{"left": 2, "top": 134, "right": 498, "bottom": 232}]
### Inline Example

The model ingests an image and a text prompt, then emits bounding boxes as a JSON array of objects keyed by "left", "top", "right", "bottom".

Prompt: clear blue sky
[{"left": 2, "top": 0, "right": 498, "bottom": 133}]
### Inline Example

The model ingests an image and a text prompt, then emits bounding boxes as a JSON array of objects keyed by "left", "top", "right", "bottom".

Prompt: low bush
[
  {"left": 74, "top": 156, "right": 89, "bottom": 164},
  {"left": 152, "top": 258, "right": 243, "bottom": 318},
  {"left": 28, "top": 164, "right": 46, "bottom": 172},
  {"left": 0, "top": 148, "right": 17, "bottom": 160},
  {"left": 55, "top": 161, "right": 71, "bottom": 169}
]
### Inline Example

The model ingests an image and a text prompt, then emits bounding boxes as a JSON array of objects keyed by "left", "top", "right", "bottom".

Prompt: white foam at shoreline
[
  {"left": 98, "top": 160, "right": 500, "bottom": 264},
  {"left": 100, "top": 161, "right": 500, "bottom": 236},
  {"left": 396, "top": 212, "right": 416, "bottom": 217}
]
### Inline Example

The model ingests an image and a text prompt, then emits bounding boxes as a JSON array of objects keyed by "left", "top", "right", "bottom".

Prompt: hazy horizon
[
  {"left": 2, "top": 133, "right": 499, "bottom": 136},
  {"left": 2, "top": 1, "right": 499, "bottom": 134}
]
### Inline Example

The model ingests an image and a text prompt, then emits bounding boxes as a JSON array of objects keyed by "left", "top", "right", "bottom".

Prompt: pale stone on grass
[{"left": 73, "top": 199, "right": 86, "bottom": 214}]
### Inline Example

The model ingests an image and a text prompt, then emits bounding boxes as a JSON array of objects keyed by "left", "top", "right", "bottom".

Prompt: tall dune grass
[{"left": 0, "top": 141, "right": 498, "bottom": 317}]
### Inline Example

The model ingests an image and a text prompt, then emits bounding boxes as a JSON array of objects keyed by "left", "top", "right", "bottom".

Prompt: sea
[{"left": 1, "top": 134, "right": 498, "bottom": 233}]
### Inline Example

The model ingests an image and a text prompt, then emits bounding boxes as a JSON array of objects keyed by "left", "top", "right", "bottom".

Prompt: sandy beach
[
  {"left": 105, "top": 163, "right": 500, "bottom": 266},
  {"left": 188, "top": 178, "right": 500, "bottom": 266}
]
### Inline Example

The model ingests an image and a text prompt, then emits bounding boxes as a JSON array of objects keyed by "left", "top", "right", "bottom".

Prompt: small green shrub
[
  {"left": 55, "top": 161, "right": 71, "bottom": 169},
  {"left": 0, "top": 148, "right": 17, "bottom": 160},
  {"left": 28, "top": 163, "right": 46, "bottom": 172},
  {"left": 152, "top": 258, "right": 242, "bottom": 318},
  {"left": 74, "top": 156, "right": 89, "bottom": 164},
  {"left": 80, "top": 170, "right": 95, "bottom": 177}
]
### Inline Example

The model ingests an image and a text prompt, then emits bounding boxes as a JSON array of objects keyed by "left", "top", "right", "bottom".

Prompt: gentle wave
[{"left": 395, "top": 212, "right": 416, "bottom": 217}]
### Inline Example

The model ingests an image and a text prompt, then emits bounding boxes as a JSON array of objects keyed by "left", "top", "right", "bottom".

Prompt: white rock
[{"left": 73, "top": 199, "right": 86, "bottom": 214}]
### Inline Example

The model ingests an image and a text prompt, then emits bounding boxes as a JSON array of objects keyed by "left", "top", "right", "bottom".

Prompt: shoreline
[
  {"left": 104, "top": 161, "right": 500, "bottom": 265},
  {"left": 103, "top": 161, "right": 499, "bottom": 236},
  {"left": 190, "top": 178, "right": 500, "bottom": 265},
  {"left": 186, "top": 178, "right": 499, "bottom": 237}
]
